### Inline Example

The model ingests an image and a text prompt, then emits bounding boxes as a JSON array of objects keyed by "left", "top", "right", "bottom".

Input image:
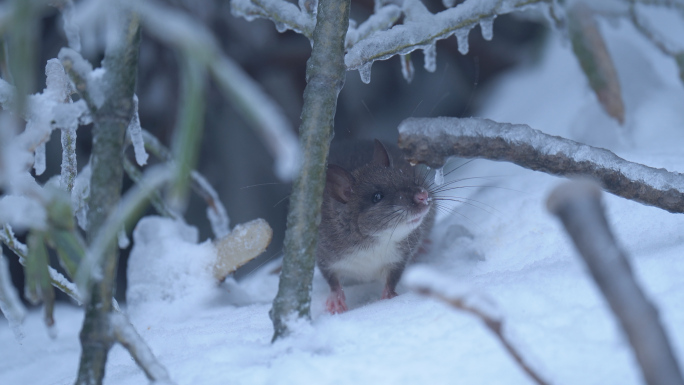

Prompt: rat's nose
[{"left": 414, "top": 189, "right": 429, "bottom": 205}]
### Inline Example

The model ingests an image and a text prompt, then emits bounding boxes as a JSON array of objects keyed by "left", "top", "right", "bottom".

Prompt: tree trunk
[
  {"left": 75, "top": 12, "right": 141, "bottom": 385},
  {"left": 269, "top": 0, "right": 351, "bottom": 341}
]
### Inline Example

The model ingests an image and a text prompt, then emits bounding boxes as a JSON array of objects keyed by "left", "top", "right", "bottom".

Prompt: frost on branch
[
  {"left": 398, "top": 117, "right": 684, "bottom": 214},
  {"left": 0, "top": 252, "right": 26, "bottom": 341},
  {"left": 231, "top": 0, "right": 316, "bottom": 40},
  {"left": 345, "top": 0, "right": 546, "bottom": 81}
]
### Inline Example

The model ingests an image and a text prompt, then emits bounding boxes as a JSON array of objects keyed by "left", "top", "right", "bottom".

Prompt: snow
[
  {"left": 0, "top": 253, "right": 26, "bottom": 341},
  {"left": 4, "top": 7, "right": 684, "bottom": 385},
  {"left": 0, "top": 196, "right": 47, "bottom": 231}
]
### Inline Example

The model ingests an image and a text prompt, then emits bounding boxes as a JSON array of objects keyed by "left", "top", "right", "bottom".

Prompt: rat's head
[{"left": 325, "top": 140, "right": 432, "bottom": 237}]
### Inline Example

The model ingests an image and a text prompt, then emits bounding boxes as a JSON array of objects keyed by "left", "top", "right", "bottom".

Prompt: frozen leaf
[
  {"left": 213, "top": 218, "right": 273, "bottom": 281},
  {"left": 568, "top": 3, "right": 625, "bottom": 125},
  {"left": 50, "top": 228, "right": 85, "bottom": 279}
]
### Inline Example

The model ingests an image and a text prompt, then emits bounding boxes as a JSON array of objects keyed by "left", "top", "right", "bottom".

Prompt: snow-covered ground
[{"left": 3, "top": 15, "right": 684, "bottom": 385}]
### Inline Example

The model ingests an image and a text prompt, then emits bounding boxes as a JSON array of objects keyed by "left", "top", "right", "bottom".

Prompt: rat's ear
[
  {"left": 326, "top": 164, "right": 355, "bottom": 204},
  {"left": 372, "top": 139, "right": 392, "bottom": 168}
]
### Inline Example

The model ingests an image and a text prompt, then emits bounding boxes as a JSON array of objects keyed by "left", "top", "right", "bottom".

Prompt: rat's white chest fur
[{"left": 329, "top": 223, "right": 416, "bottom": 283}]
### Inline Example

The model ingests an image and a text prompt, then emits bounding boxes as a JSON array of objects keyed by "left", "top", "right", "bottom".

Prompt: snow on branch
[
  {"left": 0, "top": 252, "right": 26, "bottom": 341},
  {"left": 231, "top": 0, "right": 316, "bottom": 40},
  {"left": 547, "top": 181, "right": 684, "bottom": 385},
  {"left": 405, "top": 266, "right": 551, "bottom": 385},
  {"left": 0, "top": 226, "right": 82, "bottom": 305},
  {"left": 110, "top": 312, "right": 175, "bottom": 384},
  {"left": 345, "top": 0, "right": 546, "bottom": 82},
  {"left": 398, "top": 117, "right": 684, "bottom": 214},
  {"left": 629, "top": 1, "right": 684, "bottom": 84}
]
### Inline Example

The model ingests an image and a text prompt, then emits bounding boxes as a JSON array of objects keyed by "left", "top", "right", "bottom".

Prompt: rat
[{"left": 317, "top": 139, "right": 435, "bottom": 314}]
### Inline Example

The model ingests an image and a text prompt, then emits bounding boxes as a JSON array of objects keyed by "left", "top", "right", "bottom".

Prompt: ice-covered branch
[
  {"left": 270, "top": 0, "right": 350, "bottom": 341},
  {"left": 345, "top": 0, "right": 545, "bottom": 82},
  {"left": 0, "top": 252, "right": 26, "bottom": 341},
  {"left": 132, "top": 130, "right": 230, "bottom": 239},
  {"left": 398, "top": 117, "right": 684, "bottom": 214},
  {"left": 345, "top": 4, "right": 401, "bottom": 49},
  {"left": 110, "top": 312, "right": 175, "bottom": 384},
  {"left": 73, "top": 9, "right": 142, "bottom": 385},
  {"left": 231, "top": 0, "right": 316, "bottom": 40},
  {"left": 405, "top": 266, "right": 551, "bottom": 385},
  {"left": 547, "top": 181, "right": 684, "bottom": 385},
  {"left": 629, "top": 1, "right": 684, "bottom": 84},
  {"left": 0, "top": 226, "right": 82, "bottom": 304},
  {"left": 122, "top": 157, "right": 179, "bottom": 220}
]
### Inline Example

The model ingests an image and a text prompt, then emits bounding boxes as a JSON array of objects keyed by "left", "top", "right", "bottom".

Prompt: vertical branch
[
  {"left": 75, "top": 10, "right": 141, "bottom": 385},
  {"left": 548, "top": 181, "right": 684, "bottom": 385},
  {"left": 269, "top": 0, "right": 351, "bottom": 341}
]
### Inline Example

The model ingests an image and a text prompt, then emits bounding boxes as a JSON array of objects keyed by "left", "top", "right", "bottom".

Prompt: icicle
[
  {"left": 72, "top": 164, "right": 91, "bottom": 231},
  {"left": 480, "top": 16, "right": 496, "bottom": 41},
  {"left": 34, "top": 143, "right": 46, "bottom": 175},
  {"left": 434, "top": 167, "right": 444, "bottom": 186},
  {"left": 275, "top": 22, "right": 287, "bottom": 33},
  {"left": 60, "top": 126, "right": 77, "bottom": 192},
  {"left": 423, "top": 44, "right": 437, "bottom": 72},
  {"left": 401, "top": 54, "right": 414, "bottom": 83},
  {"left": 456, "top": 30, "right": 470, "bottom": 55},
  {"left": 118, "top": 227, "right": 130, "bottom": 249},
  {"left": 128, "top": 95, "right": 148, "bottom": 166},
  {"left": 359, "top": 62, "right": 373, "bottom": 84}
]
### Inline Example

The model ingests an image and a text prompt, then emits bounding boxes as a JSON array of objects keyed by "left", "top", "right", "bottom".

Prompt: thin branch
[
  {"left": 406, "top": 267, "right": 550, "bottom": 385},
  {"left": 270, "top": 0, "right": 350, "bottom": 341},
  {"left": 629, "top": 1, "right": 684, "bottom": 84},
  {"left": 547, "top": 180, "right": 684, "bottom": 385},
  {"left": 0, "top": 252, "right": 26, "bottom": 340},
  {"left": 110, "top": 312, "right": 175, "bottom": 384},
  {"left": 122, "top": 157, "right": 179, "bottom": 220},
  {"left": 398, "top": 117, "right": 684, "bottom": 214}
]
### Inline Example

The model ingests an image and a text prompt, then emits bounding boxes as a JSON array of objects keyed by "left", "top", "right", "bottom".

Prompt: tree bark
[
  {"left": 270, "top": 0, "right": 350, "bottom": 341},
  {"left": 74, "top": 12, "right": 141, "bottom": 385}
]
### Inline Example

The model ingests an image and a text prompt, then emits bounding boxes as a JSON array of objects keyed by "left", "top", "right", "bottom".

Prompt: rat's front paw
[{"left": 326, "top": 289, "right": 348, "bottom": 314}]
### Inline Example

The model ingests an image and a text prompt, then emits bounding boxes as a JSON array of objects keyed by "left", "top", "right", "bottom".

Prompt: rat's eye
[{"left": 372, "top": 192, "right": 384, "bottom": 203}]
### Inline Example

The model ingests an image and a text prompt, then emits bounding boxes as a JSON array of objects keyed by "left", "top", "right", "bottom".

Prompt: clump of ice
[
  {"left": 126, "top": 216, "right": 218, "bottom": 322},
  {"left": 71, "top": 163, "right": 91, "bottom": 231},
  {"left": 127, "top": 95, "right": 148, "bottom": 166}
]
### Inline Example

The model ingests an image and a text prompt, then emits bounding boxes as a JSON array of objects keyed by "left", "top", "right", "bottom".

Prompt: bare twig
[
  {"left": 547, "top": 180, "right": 684, "bottom": 385},
  {"left": 110, "top": 312, "right": 175, "bottom": 384},
  {"left": 398, "top": 117, "right": 684, "bottom": 214},
  {"left": 406, "top": 267, "right": 550, "bottom": 385}
]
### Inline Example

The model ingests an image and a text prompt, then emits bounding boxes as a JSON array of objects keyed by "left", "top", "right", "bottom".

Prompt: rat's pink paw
[
  {"left": 381, "top": 287, "right": 398, "bottom": 300},
  {"left": 326, "top": 289, "right": 348, "bottom": 314}
]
